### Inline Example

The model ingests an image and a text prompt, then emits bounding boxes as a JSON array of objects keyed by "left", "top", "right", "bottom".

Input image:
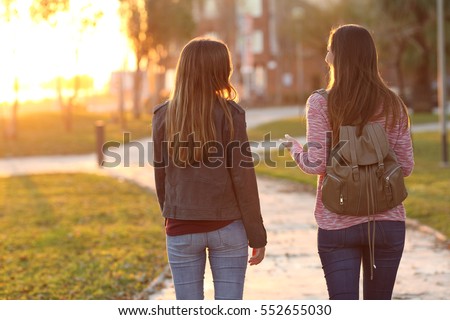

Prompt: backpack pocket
[
  {"left": 383, "top": 165, "right": 408, "bottom": 209},
  {"left": 322, "top": 173, "right": 346, "bottom": 214}
]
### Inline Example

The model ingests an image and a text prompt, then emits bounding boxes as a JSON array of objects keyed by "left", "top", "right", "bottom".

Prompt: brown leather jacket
[{"left": 152, "top": 100, "right": 267, "bottom": 248}]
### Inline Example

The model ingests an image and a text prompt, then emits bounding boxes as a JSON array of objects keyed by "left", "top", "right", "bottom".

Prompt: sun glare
[{"left": 0, "top": 0, "right": 133, "bottom": 104}]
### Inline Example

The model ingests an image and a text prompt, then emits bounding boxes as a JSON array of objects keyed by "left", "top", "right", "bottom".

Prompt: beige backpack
[{"left": 318, "top": 90, "right": 408, "bottom": 216}]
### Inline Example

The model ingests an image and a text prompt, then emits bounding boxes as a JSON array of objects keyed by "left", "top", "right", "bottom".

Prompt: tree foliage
[
  {"left": 373, "top": 0, "right": 437, "bottom": 112},
  {"left": 0, "top": 0, "right": 21, "bottom": 139},
  {"left": 1, "top": 0, "right": 18, "bottom": 21},
  {"left": 281, "top": 0, "right": 449, "bottom": 113},
  {"left": 119, "top": 0, "right": 195, "bottom": 117},
  {"left": 145, "top": 0, "right": 195, "bottom": 51},
  {"left": 29, "top": 0, "right": 103, "bottom": 131},
  {"left": 279, "top": 0, "right": 373, "bottom": 56},
  {"left": 29, "top": 0, "right": 69, "bottom": 25}
]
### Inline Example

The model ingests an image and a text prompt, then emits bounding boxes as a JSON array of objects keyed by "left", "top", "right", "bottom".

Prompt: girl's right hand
[{"left": 280, "top": 134, "right": 302, "bottom": 151}]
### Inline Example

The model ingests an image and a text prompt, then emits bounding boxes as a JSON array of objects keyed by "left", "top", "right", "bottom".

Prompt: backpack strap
[
  {"left": 367, "top": 125, "right": 385, "bottom": 177},
  {"left": 345, "top": 127, "right": 360, "bottom": 182},
  {"left": 313, "top": 88, "right": 328, "bottom": 99}
]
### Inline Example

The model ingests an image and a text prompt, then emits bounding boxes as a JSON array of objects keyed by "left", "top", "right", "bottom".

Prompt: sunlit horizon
[{"left": 0, "top": 0, "right": 135, "bottom": 104}]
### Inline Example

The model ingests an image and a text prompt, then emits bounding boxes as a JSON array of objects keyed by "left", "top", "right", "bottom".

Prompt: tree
[
  {"left": 279, "top": 0, "right": 450, "bottom": 113},
  {"left": 145, "top": 0, "right": 195, "bottom": 106},
  {"left": 119, "top": 0, "right": 195, "bottom": 117},
  {"left": 278, "top": 0, "right": 373, "bottom": 97},
  {"left": 118, "top": 0, "right": 151, "bottom": 120},
  {"left": 1, "top": 0, "right": 20, "bottom": 140},
  {"left": 281, "top": 0, "right": 373, "bottom": 54},
  {"left": 373, "top": 0, "right": 435, "bottom": 113},
  {"left": 30, "top": 0, "right": 102, "bottom": 131}
]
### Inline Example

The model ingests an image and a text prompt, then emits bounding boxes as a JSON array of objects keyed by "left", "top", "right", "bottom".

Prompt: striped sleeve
[
  {"left": 290, "top": 93, "right": 329, "bottom": 175},
  {"left": 388, "top": 111, "right": 414, "bottom": 177}
]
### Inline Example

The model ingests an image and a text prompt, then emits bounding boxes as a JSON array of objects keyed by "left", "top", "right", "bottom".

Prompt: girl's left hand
[{"left": 249, "top": 247, "right": 265, "bottom": 266}]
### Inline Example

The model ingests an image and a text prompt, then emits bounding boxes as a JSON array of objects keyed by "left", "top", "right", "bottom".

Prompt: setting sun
[{"left": 0, "top": 0, "right": 133, "bottom": 104}]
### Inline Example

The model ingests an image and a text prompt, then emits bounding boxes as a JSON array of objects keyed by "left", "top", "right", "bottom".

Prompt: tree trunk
[
  {"left": 147, "top": 58, "right": 159, "bottom": 111},
  {"left": 133, "top": 57, "right": 142, "bottom": 119},
  {"left": 394, "top": 40, "right": 407, "bottom": 104},
  {"left": 408, "top": 2, "right": 433, "bottom": 113},
  {"left": 56, "top": 77, "right": 72, "bottom": 132},
  {"left": 5, "top": 101, "right": 19, "bottom": 140},
  {"left": 10, "top": 99, "right": 18, "bottom": 140},
  {"left": 65, "top": 98, "right": 73, "bottom": 132},
  {"left": 155, "top": 70, "right": 164, "bottom": 105},
  {"left": 118, "top": 72, "right": 127, "bottom": 130},
  {"left": 9, "top": 77, "right": 20, "bottom": 140},
  {"left": 411, "top": 31, "right": 433, "bottom": 113}
]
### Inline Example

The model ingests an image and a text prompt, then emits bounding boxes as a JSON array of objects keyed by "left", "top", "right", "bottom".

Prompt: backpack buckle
[{"left": 376, "top": 164, "right": 385, "bottom": 177}]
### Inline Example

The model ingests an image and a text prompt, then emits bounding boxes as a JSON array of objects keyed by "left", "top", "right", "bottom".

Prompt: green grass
[
  {"left": 252, "top": 122, "right": 450, "bottom": 238},
  {"left": 246, "top": 112, "right": 449, "bottom": 142},
  {"left": 410, "top": 112, "right": 450, "bottom": 125},
  {"left": 404, "top": 132, "right": 450, "bottom": 237},
  {"left": 248, "top": 116, "right": 306, "bottom": 142},
  {"left": 1, "top": 111, "right": 152, "bottom": 158},
  {"left": 0, "top": 173, "right": 166, "bottom": 299}
]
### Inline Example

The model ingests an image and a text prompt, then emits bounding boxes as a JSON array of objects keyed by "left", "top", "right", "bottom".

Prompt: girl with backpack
[{"left": 283, "top": 24, "right": 414, "bottom": 299}]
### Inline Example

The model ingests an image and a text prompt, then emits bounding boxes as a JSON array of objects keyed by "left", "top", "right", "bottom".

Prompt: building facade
[{"left": 156, "top": 0, "right": 326, "bottom": 107}]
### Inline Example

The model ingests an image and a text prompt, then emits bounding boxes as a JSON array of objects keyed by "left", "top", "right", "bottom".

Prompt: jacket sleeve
[
  {"left": 152, "top": 112, "right": 166, "bottom": 212},
  {"left": 227, "top": 111, "right": 267, "bottom": 248}
]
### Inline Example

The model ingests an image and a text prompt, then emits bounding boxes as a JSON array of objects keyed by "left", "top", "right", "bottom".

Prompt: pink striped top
[{"left": 290, "top": 92, "right": 415, "bottom": 230}]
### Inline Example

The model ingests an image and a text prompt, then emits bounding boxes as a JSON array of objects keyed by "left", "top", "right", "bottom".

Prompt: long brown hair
[
  {"left": 166, "top": 38, "right": 237, "bottom": 164},
  {"left": 326, "top": 24, "right": 409, "bottom": 145}
]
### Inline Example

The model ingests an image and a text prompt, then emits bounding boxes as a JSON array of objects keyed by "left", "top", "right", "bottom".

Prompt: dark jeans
[{"left": 318, "top": 220, "right": 405, "bottom": 300}]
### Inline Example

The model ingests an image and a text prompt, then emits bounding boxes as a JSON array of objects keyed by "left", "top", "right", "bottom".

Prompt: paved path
[
  {"left": 0, "top": 106, "right": 448, "bottom": 300},
  {"left": 144, "top": 175, "right": 449, "bottom": 300}
]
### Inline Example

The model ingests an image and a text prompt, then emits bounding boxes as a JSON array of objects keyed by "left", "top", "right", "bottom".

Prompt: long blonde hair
[
  {"left": 326, "top": 24, "right": 409, "bottom": 146},
  {"left": 166, "top": 38, "right": 237, "bottom": 164}
]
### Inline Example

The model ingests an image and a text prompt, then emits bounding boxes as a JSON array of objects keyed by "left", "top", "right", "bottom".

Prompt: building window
[
  {"left": 254, "top": 66, "right": 267, "bottom": 95},
  {"left": 204, "top": 0, "right": 218, "bottom": 19},
  {"left": 238, "top": 0, "right": 262, "bottom": 17},
  {"left": 252, "top": 30, "right": 263, "bottom": 54}
]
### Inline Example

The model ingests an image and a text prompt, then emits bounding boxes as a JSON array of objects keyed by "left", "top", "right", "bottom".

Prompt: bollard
[{"left": 95, "top": 120, "right": 105, "bottom": 167}]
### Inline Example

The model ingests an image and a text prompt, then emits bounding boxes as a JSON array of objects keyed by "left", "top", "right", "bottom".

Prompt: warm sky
[{"left": 0, "top": 0, "right": 133, "bottom": 103}]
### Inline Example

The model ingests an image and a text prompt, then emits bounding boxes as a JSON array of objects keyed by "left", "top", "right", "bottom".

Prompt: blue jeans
[
  {"left": 166, "top": 220, "right": 248, "bottom": 300},
  {"left": 318, "top": 221, "right": 405, "bottom": 300}
]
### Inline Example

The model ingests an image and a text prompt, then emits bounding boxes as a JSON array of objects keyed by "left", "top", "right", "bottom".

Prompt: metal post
[
  {"left": 95, "top": 120, "right": 105, "bottom": 167},
  {"left": 437, "top": 0, "right": 448, "bottom": 166}
]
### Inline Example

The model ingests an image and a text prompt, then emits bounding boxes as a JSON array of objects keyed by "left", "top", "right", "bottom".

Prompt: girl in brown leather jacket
[{"left": 152, "top": 37, "right": 267, "bottom": 300}]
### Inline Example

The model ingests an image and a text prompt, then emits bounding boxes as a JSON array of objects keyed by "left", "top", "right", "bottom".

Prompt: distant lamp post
[
  {"left": 292, "top": 6, "right": 305, "bottom": 113},
  {"left": 240, "top": 13, "right": 254, "bottom": 102},
  {"left": 437, "top": 0, "right": 448, "bottom": 166},
  {"left": 95, "top": 120, "right": 105, "bottom": 167}
]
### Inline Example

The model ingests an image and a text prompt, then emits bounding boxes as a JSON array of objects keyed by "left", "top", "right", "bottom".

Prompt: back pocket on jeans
[
  {"left": 218, "top": 220, "right": 247, "bottom": 247},
  {"left": 167, "top": 233, "right": 192, "bottom": 250}
]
